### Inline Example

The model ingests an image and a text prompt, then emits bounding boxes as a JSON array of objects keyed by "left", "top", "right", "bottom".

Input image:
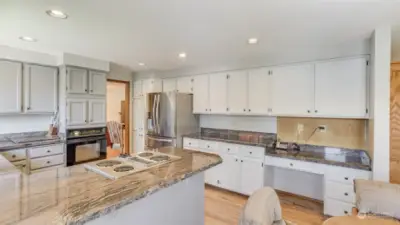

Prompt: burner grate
[
  {"left": 114, "top": 165, "right": 134, "bottom": 172},
  {"left": 138, "top": 152, "right": 154, "bottom": 157},
  {"left": 96, "top": 160, "right": 122, "bottom": 167},
  {"left": 149, "top": 155, "right": 170, "bottom": 162}
]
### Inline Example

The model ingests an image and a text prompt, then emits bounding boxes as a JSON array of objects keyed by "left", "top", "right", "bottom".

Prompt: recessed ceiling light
[
  {"left": 178, "top": 52, "right": 187, "bottom": 58},
  {"left": 46, "top": 10, "right": 68, "bottom": 19},
  {"left": 138, "top": 62, "right": 145, "bottom": 66},
  {"left": 19, "top": 36, "right": 37, "bottom": 42},
  {"left": 248, "top": 38, "right": 258, "bottom": 44}
]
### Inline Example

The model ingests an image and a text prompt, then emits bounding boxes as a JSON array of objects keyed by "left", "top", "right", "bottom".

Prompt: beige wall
[
  {"left": 277, "top": 117, "right": 367, "bottom": 150},
  {"left": 106, "top": 82, "right": 126, "bottom": 123}
]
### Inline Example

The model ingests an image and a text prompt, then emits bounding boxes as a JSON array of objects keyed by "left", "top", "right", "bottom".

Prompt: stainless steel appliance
[
  {"left": 66, "top": 127, "right": 107, "bottom": 166},
  {"left": 146, "top": 92, "right": 199, "bottom": 149},
  {"left": 84, "top": 150, "right": 181, "bottom": 179}
]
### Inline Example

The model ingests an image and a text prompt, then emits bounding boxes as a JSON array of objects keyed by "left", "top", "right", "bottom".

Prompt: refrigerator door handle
[
  {"left": 152, "top": 94, "right": 156, "bottom": 132},
  {"left": 155, "top": 94, "right": 161, "bottom": 135},
  {"left": 147, "top": 136, "right": 173, "bottom": 143}
]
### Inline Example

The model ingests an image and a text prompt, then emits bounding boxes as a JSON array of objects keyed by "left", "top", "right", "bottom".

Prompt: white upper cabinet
[
  {"left": 162, "top": 78, "right": 177, "bottom": 93},
  {"left": 88, "top": 99, "right": 106, "bottom": 125},
  {"left": 0, "top": 61, "right": 22, "bottom": 113},
  {"left": 209, "top": 73, "right": 228, "bottom": 114},
  {"left": 248, "top": 68, "right": 271, "bottom": 115},
  {"left": 193, "top": 75, "right": 209, "bottom": 114},
  {"left": 66, "top": 99, "right": 87, "bottom": 126},
  {"left": 24, "top": 65, "right": 58, "bottom": 114},
  {"left": 227, "top": 70, "right": 248, "bottom": 114},
  {"left": 133, "top": 81, "right": 143, "bottom": 98},
  {"left": 315, "top": 57, "right": 367, "bottom": 118},
  {"left": 89, "top": 71, "right": 106, "bottom": 95},
  {"left": 66, "top": 67, "right": 88, "bottom": 94},
  {"left": 240, "top": 157, "right": 264, "bottom": 196},
  {"left": 143, "top": 79, "right": 162, "bottom": 94},
  {"left": 177, "top": 76, "right": 194, "bottom": 93},
  {"left": 270, "top": 64, "right": 315, "bottom": 116}
]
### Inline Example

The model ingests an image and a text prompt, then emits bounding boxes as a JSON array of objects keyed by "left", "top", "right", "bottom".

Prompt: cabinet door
[
  {"left": 270, "top": 64, "right": 314, "bottom": 116},
  {"left": 162, "top": 78, "right": 177, "bottom": 93},
  {"left": 89, "top": 71, "right": 106, "bottom": 95},
  {"left": 315, "top": 58, "right": 367, "bottom": 118},
  {"left": 133, "top": 131, "right": 145, "bottom": 153},
  {"left": 24, "top": 65, "right": 58, "bottom": 113},
  {"left": 143, "top": 79, "right": 162, "bottom": 93},
  {"left": 227, "top": 71, "right": 247, "bottom": 114},
  {"left": 177, "top": 76, "right": 193, "bottom": 93},
  {"left": 193, "top": 75, "right": 209, "bottom": 113},
  {"left": 133, "top": 81, "right": 143, "bottom": 98},
  {"left": 248, "top": 68, "right": 271, "bottom": 115},
  {"left": 88, "top": 99, "right": 106, "bottom": 125},
  {"left": 66, "top": 99, "right": 87, "bottom": 126},
  {"left": 209, "top": 73, "right": 228, "bottom": 114},
  {"left": 0, "top": 61, "right": 22, "bottom": 113},
  {"left": 133, "top": 97, "right": 145, "bottom": 131},
  {"left": 66, "top": 67, "right": 88, "bottom": 94},
  {"left": 219, "top": 154, "right": 241, "bottom": 192},
  {"left": 240, "top": 158, "right": 264, "bottom": 196}
]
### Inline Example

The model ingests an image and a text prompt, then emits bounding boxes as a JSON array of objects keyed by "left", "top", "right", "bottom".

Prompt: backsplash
[
  {"left": 201, "top": 128, "right": 276, "bottom": 146},
  {"left": 277, "top": 117, "right": 367, "bottom": 150}
]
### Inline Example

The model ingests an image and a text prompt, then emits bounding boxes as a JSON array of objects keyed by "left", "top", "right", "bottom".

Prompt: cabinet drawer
[
  {"left": 1, "top": 149, "right": 26, "bottom": 162},
  {"left": 183, "top": 138, "right": 199, "bottom": 149},
  {"left": 265, "top": 156, "right": 324, "bottom": 174},
  {"left": 325, "top": 181, "right": 355, "bottom": 204},
  {"left": 324, "top": 198, "right": 354, "bottom": 216},
  {"left": 30, "top": 154, "right": 64, "bottom": 170},
  {"left": 29, "top": 144, "right": 64, "bottom": 158},
  {"left": 30, "top": 164, "right": 65, "bottom": 174},
  {"left": 238, "top": 146, "right": 264, "bottom": 159},
  {"left": 219, "top": 142, "right": 239, "bottom": 155},
  {"left": 199, "top": 140, "right": 218, "bottom": 152},
  {"left": 325, "top": 165, "right": 371, "bottom": 185},
  {"left": 12, "top": 160, "right": 28, "bottom": 173}
]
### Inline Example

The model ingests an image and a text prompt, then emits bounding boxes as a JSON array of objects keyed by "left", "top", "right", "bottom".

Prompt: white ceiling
[{"left": 1, "top": 0, "right": 400, "bottom": 72}]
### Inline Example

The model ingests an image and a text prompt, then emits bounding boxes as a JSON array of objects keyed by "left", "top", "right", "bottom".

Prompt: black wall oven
[{"left": 66, "top": 127, "right": 107, "bottom": 166}]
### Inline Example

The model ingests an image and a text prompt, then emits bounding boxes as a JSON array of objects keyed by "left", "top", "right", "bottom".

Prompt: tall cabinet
[{"left": 132, "top": 80, "right": 145, "bottom": 153}]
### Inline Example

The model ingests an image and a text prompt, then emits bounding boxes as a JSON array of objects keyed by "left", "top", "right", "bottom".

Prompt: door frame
[{"left": 107, "top": 79, "right": 131, "bottom": 154}]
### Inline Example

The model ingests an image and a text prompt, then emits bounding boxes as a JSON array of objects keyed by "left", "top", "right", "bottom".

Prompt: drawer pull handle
[
  {"left": 12, "top": 155, "right": 16, "bottom": 158},
  {"left": 47, "top": 161, "right": 51, "bottom": 164},
  {"left": 249, "top": 152, "right": 252, "bottom": 154},
  {"left": 290, "top": 163, "right": 293, "bottom": 166},
  {"left": 207, "top": 145, "right": 210, "bottom": 148},
  {"left": 344, "top": 193, "right": 348, "bottom": 196},
  {"left": 344, "top": 210, "right": 348, "bottom": 215},
  {"left": 47, "top": 150, "right": 51, "bottom": 153},
  {"left": 227, "top": 148, "right": 230, "bottom": 151},
  {"left": 189, "top": 143, "right": 191, "bottom": 145},
  {"left": 22, "top": 165, "right": 26, "bottom": 168},
  {"left": 241, "top": 160, "right": 243, "bottom": 163},
  {"left": 344, "top": 177, "right": 349, "bottom": 180}
]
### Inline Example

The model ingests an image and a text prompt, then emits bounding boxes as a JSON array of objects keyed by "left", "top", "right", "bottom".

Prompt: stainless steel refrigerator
[{"left": 146, "top": 92, "right": 199, "bottom": 149}]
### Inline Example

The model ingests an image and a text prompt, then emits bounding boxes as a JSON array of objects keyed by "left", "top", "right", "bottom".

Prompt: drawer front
[
  {"left": 219, "top": 142, "right": 239, "bottom": 155},
  {"left": 325, "top": 181, "right": 355, "bottom": 204},
  {"left": 199, "top": 140, "right": 218, "bottom": 152},
  {"left": 1, "top": 149, "right": 26, "bottom": 162},
  {"left": 324, "top": 198, "right": 354, "bottom": 216},
  {"left": 183, "top": 138, "right": 199, "bottom": 149},
  {"left": 12, "top": 160, "right": 28, "bottom": 172},
  {"left": 265, "top": 156, "right": 324, "bottom": 174},
  {"left": 238, "top": 146, "right": 264, "bottom": 159},
  {"left": 30, "top": 165, "right": 65, "bottom": 174},
  {"left": 29, "top": 144, "right": 64, "bottom": 158},
  {"left": 30, "top": 154, "right": 64, "bottom": 170},
  {"left": 325, "top": 165, "right": 371, "bottom": 185}
]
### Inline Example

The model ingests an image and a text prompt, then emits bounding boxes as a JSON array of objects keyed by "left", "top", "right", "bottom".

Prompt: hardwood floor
[{"left": 205, "top": 185, "right": 326, "bottom": 225}]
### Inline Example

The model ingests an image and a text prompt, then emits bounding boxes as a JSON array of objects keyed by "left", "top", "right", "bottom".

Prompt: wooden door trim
[{"left": 107, "top": 79, "right": 131, "bottom": 154}]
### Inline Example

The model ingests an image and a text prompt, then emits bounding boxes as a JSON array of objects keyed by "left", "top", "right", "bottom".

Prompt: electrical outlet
[
  {"left": 297, "top": 123, "right": 304, "bottom": 133},
  {"left": 318, "top": 125, "right": 327, "bottom": 132}
]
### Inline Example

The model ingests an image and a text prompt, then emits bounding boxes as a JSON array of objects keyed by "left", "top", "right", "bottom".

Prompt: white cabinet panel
[
  {"left": 66, "top": 67, "right": 88, "bottom": 94},
  {"left": 133, "top": 81, "right": 143, "bottom": 98},
  {"left": 177, "top": 76, "right": 193, "bottom": 93},
  {"left": 209, "top": 73, "right": 228, "bottom": 114},
  {"left": 89, "top": 99, "right": 106, "bottom": 125},
  {"left": 270, "top": 64, "right": 314, "bottom": 116},
  {"left": 66, "top": 99, "right": 87, "bottom": 126},
  {"left": 143, "top": 79, "right": 162, "bottom": 93},
  {"left": 193, "top": 75, "right": 209, "bottom": 114},
  {"left": 227, "top": 71, "right": 247, "bottom": 114},
  {"left": 24, "top": 65, "right": 58, "bottom": 113},
  {"left": 89, "top": 71, "right": 106, "bottom": 95},
  {"left": 133, "top": 97, "right": 145, "bottom": 131},
  {"left": 0, "top": 60, "right": 22, "bottom": 113},
  {"left": 219, "top": 154, "right": 240, "bottom": 192},
  {"left": 162, "top": 78, "right": 177, "bottom": 93},
  {"left": 240, "top": 157, "right": 264, "bottom": 196},
  {"left": 133, "top": 131, "right": 145, "bottom": 153},
  {"left": 315, "top": 57, "right": 367, "bottom": 118},
  {"left": 248, "top": 68, "right": 271, "bottom": 115}
]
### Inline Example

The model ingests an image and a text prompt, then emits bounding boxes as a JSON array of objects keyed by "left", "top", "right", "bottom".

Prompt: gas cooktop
[{"left": 84, "top": 151, "right": 181, "bottom": 179}]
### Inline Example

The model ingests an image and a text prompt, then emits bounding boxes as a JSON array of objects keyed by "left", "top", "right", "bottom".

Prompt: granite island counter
[{"left": 0, "top": 147, "right": 222, "bottom": 225}]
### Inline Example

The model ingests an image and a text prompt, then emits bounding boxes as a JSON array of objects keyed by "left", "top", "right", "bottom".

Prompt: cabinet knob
[
  {"left": 227, "top": 148, "right": 230, "bottom": 151},
  {"left": 307, "top": 110, "right": 310, "bottom": 113},
  {"left": 249, "top": 152, "right": 252, "bottom": 154},
  {"left": 226, "top": 108, "right": 229, "bottom": 111},
  {"left": 207, "top": 145, "right": 210, "bottom": 148},
  {"left": 22, "top": 165, "right": 26, "bottom": 168},
  {"left": 209, "top": 109, "right": 211, "bottom": 112},
  {"left": 12, "top": 155, "right": 16, "bottom": 158},
  {"left": 47, "top": 161, "right": 51, "bottom": 164},
  {"left": 47, "top": 150, "right": 51, "bottom": 153},
  {"left": 91, "top": 120, "right": 93, "bottom": 122},
  {"left": 27, "top": 107, "right": 31, "bottom": 110},
  {"left": 344, "top": 192, "right": 348, "bottom": 196},
  {"left": 344, "top": 210, "right": 348, "bottom": 215},
  {"left": 290, "top": 163, "right": 293, "bottom": 166},
  {"left": 344, "top": 177, "right": 349, "bottom": 180},
  {"left": 315, "top": 110, "right": 318, "bottom": 113},
  {"left": 85, "top": 89, "right": 88, "bottom": 92},
  {"left": 235, "top": 159, "right": 238, "bottom": 162},
  {"left": 248, "top": 109, "right": 251, "bottom": 112},
  {"left": 189, "top": 142, "right": 191, "bottom": 145},
  {"left": 85, "top": 120, "right": 88, "bottom": 123},
  {"left": 241, "top": 160, "right": 243, "bottom": 163},
  {"left": 90, "top": 90, "right": 93, "bottom": 93},
  {"left": 243, "top": 109, "right": 246, "bottom": 112}
]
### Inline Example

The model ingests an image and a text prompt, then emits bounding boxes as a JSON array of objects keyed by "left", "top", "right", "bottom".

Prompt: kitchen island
[{"left": 0, "top": 147, "right": 222, "bottom": 225}]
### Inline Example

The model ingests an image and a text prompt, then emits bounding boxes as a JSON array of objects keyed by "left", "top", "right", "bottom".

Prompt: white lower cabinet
[{"left": 240, "top": 157, "right": 264, "bottom": 195}]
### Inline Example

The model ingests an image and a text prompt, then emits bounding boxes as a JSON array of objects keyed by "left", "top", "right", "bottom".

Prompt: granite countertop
[
  {"left": 0, "top": 134, "right": 63, "bottom": 151},
  {"left": 183, "top": 133, "right": 273, "bottom": 147},
  {"left": 0, "top": 147, "right": 222, "bottom": 225}
]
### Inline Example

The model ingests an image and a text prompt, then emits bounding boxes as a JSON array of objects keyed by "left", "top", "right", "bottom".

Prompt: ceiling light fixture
[
  {"left": 248, "top": 38, "right": 258, "bottom": 44},
  {"left": 19, "top": 36, "right": 37, "bottom": 42},
  {"left": 138, "top": 62, "right": 145, "bottom": 66},
  {"left": 178, "top": 52, "right": 187, "bottom": 58},
  {"left": 46, "top": 9, "right": 68, "bottom": 19}
]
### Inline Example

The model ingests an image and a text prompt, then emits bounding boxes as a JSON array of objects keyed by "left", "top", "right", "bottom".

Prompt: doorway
[
  {"left": 106, "top": 79, "right": 130, "bottom": 157},
  {"left": 391, "top": 62, "right": 400, "bottom": 183}
]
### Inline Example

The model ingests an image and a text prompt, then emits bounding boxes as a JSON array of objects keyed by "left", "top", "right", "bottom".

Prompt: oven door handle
[{"left": 147, "top": 136, "right": 173, "bottom": 143}]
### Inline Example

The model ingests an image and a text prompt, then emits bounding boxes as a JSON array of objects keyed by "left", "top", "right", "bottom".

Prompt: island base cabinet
[{"left": 86, "top": 173, "right": 205, "bottom": 225}]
